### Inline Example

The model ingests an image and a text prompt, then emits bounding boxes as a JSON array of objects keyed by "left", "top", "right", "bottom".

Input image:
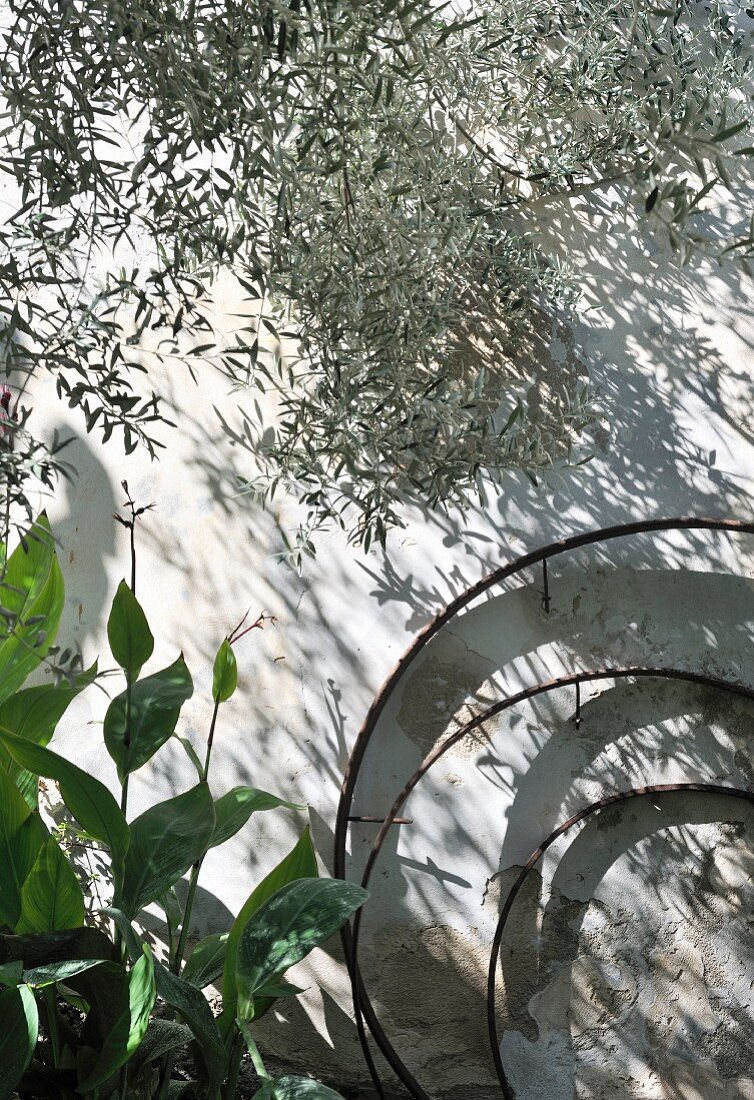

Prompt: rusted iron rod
[
  {"left": 346, "top": 669, "right": 754, "bottom": 1099},
  {"left": 335, "top": 519, "right": 754, "bottom": 889},
  {"left": 348, "top": 815, "right": 413, "bottom": 825},
  {"left": 487, "top": 782, "right": 754, "bottom": 1098},
  {"left": 334, "top": 518, "right": 754, "bottom": 1098}
]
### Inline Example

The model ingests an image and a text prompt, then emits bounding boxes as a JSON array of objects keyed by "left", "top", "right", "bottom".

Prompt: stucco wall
[{"left": 23, "top": 196, "right": 754, "bottom": 1098}]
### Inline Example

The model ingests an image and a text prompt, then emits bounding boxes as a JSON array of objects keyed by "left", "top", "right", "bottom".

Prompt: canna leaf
[
  {"left": 0, "top": 730, "right": 129, "bottom": 869},
  {"left": 0, "top": 663, "right": 98, "bottom": 809},
  {"left": 76, "top": 947, "right": 156, "bottom": 1091},
  {"left": 181, "top": 932, "right": 228, "bottom": 989},
  {"left": 15, "top": 835, "right": 85, "bottom": 933},
  {"left": 221, "top": 827, "right": 317, "bottom": 1027},
  {"left": 154, "top": 962, "right": 225, "bottom": 1080},
  {"left": 0, "top": 984, "right": 37, "bottom": 1097},
  {"left": 0, "top": 768, "right": 46, "bottom": 928},
  {"left": 107, "top": 581, "right": 154, "bottom": 679},
  {"left": 116, "top": 782, "right": 214, "bottom": 918},
  {"left": 0, "top": 515, "right": 64, "bottom": 705},
  {"left": 104, "top": 656, "right": 193, "bottom": 782},
  {"left": 251, "top": 1075, "right": 346, "bottom": 1099},
  {"left": 235, "top": 878, "right": 367, "bottom": 1020},
  {"left": 208, "top": 786, "right": 302, "bottom": 851},
  {"left": 23, "top": 958, "right": 103, "bottom": 987}
]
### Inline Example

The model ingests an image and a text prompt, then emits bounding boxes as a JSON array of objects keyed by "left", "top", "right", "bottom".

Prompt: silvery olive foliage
[{"left": 0, "top": 0, "right": 753, "bottom": 551}]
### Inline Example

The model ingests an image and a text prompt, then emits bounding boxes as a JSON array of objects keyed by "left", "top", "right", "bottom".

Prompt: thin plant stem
[
  {"left": 155, "top": 1054, "right": 175, "bottom": 1100},
  {"left": 172, "top": 858, "right": 201, "bottom": 974},
  {"left": 237, "top": 1021, "right": 269, "bottom": 1080},
  {"left": 43, "top": 987, "right": 61, "bottom": 1067},
  {"left": 117, "top": 480, "right": 139, "bottom": 596},
  {"left": 129, "top": 511, "right": 136, "bottom": 595},
  {"left": 120, "top": 666, "right": 134, "bottom": 818},
  {"left": 118, "top": 482, "right": 138, "bottom": 818},
  {"left": 202, "top": 697, "right": 221, "bottom": 782},
  {"left": 222, "top": 1033, "right": 245, "bottom": 1100},
  {"left": 172, "top": 694, "right": 221, "bottom": 974}
]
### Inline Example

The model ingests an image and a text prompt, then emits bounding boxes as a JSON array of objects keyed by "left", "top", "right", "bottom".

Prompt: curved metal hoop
[
  {"left": 487, "top": 782, "right": 754, "bottom": 1099},
  {"left": 333, "top": 518, "right": 754, "bottom": 1098}
]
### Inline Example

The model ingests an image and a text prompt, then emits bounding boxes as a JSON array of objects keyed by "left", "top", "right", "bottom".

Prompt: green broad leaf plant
[{"left": 0, "top": 516, "right": 367, "bottom": 1100}]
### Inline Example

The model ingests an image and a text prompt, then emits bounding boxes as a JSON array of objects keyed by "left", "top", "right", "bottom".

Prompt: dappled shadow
[
  {"left": 131, "top": 193, "right": 754, "bottom": 1093},
  {"left": 347, "top": 191, "right": 754, "bottom": 632},
  {"left": 33, "top": 144, "right": 754, "bottom": 1097},
  {"left": 350, "top": 678, "right": 754, "bottom": 1098},
  {"left": 498, "top": 790, "right": 754, "bottom": 1099},
  {"left": 342, "top": 536, "right": 754, "bottom": 1097}
]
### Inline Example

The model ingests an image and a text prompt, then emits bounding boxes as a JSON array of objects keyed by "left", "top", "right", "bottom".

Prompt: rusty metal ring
[
  {"left": 488, "top": 782, "right": 754, "bottom": 1098},
  {"left": 347, "top": 670, "right": 754, "bottom": 1098},
  {"left": 333, "top": 518, "right": 754, "bottom": 1097},
  {"left": 334, "top": 518, "right": 754, "bottom": 885}
]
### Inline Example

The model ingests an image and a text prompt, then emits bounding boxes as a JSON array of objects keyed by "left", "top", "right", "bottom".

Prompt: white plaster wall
[{"left": 21, "top": 193, "right": 754, "bottom": 1097}]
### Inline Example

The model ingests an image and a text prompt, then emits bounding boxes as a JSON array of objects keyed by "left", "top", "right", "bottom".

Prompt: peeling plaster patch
[
  {"left": 439, "top": 771, "right": 465, "bottom": 786},
  {"left": 360, "top": 923, "right": 501, "bottom": 1096},
  {"left": 501, "top": 1027, "right": 576, "bottom": 1100},
  {"left": 493, "top": 811, "right": 754, "bottom": 1099},
  {"left": 396, "top": 637, "right": 498, "bottom": 758},
  {"left": 530, "top": 956, "right": 638, "bottom": 1038}
]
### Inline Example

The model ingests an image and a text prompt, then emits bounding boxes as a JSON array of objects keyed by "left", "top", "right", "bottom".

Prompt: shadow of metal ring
[
  {"left": 346, "top": 670, "right": 754, "bottom": 1098},
  {"left": 488, "top": 781, "right": 754, "bottom": 1099},
  {"left": 333, "top": 518, "right": 754, "bottom": 1097}
]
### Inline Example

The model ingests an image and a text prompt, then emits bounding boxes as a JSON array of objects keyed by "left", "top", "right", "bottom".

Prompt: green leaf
[
  {"left": 0, "top": 960, "right": 22, "bottom": 986},
  {"left": 0, "top": 984, "right": 38, "bottom": 1097},
  {"left": 252, "top": 1084, "right": 275, "bottom": 1100},
  {"left": 0, "top": 663, "right": 98, "bottom": 809},
  {"left": 128, "top": 948, "right": 157, "bottom": 1046},
  {"left": 209, "top": 787, "right": 302, "bottom": 850},
  {"left": 107, "top": 580, "right": 154, "bottom": 679},
  {"left": 116, "top": 782, "right": 214, "bottom": 918},
  {"left": 221, "top": 827, "right": 318, "bottom": 1025},
  {"left": 175, "top": 735, "right": 204, "bottom": 779},
  {"left": 165, "top": 1080, "right": 194, "bottom": 1099},
  {"left": 160, "top": 886, "right": 183, "bottom": 931},
  {"left": 255, "top": 979, "right": 305, "bottom": 1000},
  {"left": 212, "top": 639, "right": 237, "bottom": 703},
  {"left": 181, "top": 932, "right": 228, "bottom": 989},
  {"left": 0, "top": 768, "right": 46, "bottom": 928},
  {"left": 235, "top": 878, "right": 367, "bottom": 1019},
  {"left": 0, "top": 730, "right": 129, "bottom": 866},
  {"left": 70, "top": 959, "right": 126, "bottom": 1046},
  {"left": 154, "top": 962, "right": 225, "bottom": 1073},
  {"left": 0, "top": 926, "right": 116, "bottom": 970},
  {"left": 24, "top": 958, "right": 103, "bottom": 987},
  {"left": 16, "top": 834, "right": 85, "bottom": 932},
  {"left": 77, "top": 947, "right": 156, "bottom": 1091},
  {"left": 104, "top": 656, "right": 194, "bottom": 782},
  {"left": 0, "top": 515, "right": 65, "bottom": 705},
  {"left": 100, "top": 906, "right": 143, "bottom": 963},
  {"left": 711, "top": 119, "right": 748, "bottom": 143},
  {"left": 253, "top": 1075, "right": 346, "bottom": 1099},
  {"left": 130, "top": 1018, "right": 194, "bottom": 1070}
]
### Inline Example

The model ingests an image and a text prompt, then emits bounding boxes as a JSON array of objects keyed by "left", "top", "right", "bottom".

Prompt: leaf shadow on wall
[
  {"left": 347, "top": 680, "right": 754, "bottom": 1099},
  {"left": 341, "top": 537, "right": 754, "bottom": 1098},
  {"left": 355, "top": 193, "right": 754, "bottom": 631}
]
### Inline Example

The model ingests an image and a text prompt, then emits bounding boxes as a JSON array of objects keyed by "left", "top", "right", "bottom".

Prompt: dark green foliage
[{"left": 0, "top": 516, "right": 365, "bottom": 1099}]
